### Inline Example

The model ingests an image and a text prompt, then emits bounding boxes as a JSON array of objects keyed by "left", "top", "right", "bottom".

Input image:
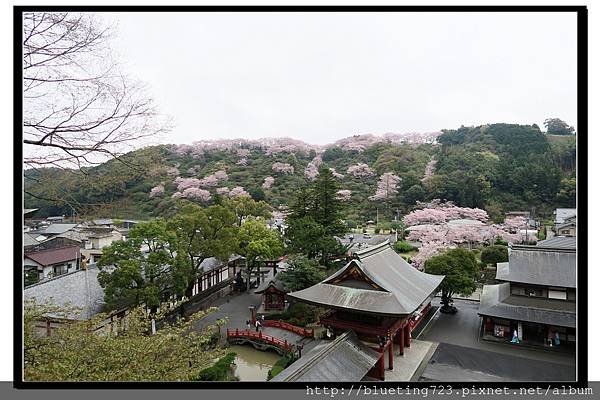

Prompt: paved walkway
[
  {"left": 384, "top": 339, "right": 436, "bottom": 381},
  {"left": 420, "top": 299, "right": 575, "bottom": 366}
]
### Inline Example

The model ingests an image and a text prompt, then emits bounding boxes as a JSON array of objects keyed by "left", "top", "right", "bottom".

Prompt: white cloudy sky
[{"left": 102, "top": 11, "right": 577, "bottom": 145}]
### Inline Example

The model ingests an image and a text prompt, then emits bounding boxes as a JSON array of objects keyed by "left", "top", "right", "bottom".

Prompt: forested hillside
[{"left": 24, "top": 124, "right": 576, "bottom": 223}]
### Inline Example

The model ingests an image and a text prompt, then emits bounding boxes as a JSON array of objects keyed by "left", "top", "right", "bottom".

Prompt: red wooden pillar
[
  {"left": 399, "top": 327, "right": 405, "bottom": 355},
  {"left": 405, "top": 324, "right": 411, "bottom": 348},
  {"left": 388, "top": 340, "right": 394, "bottom": 370},
  {"left": 378, "top": 352, "right": 385, "bottom": 380}
]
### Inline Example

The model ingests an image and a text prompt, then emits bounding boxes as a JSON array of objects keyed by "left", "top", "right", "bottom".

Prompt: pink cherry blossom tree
[
  {"left": 421, "top": 157, "right": 437, "bottom": 182},
  {"left": 330, "top": 168, "right": 344, "bottom": 179},
  {"left": 305, "top": 163, "right": 319, "bottom": 180},
  {"left": 262, "top": 176, "right": 275, "bottom": 189},
  {"left": 174, "top": 177, "right": 202, "bottom": 191},
  {"left": 403, "top": 200, "right": 534, "bottom": 268},
  {"left": 182, "top": 187, "right": 211, "bottom": 202},
  {"left": 216, "top": 187, "right": 230, "bottom": 196},
  {"left": 369, "top": 172, "right": 402, "bottom": 201},
  {"left": 228, "top": 186, "right": 251, "bottom": 198},
  {"left": 149, "top": 184, "right": 165, "bottom": 198},
  {"left": 335, "top": 189, "right": 352, "bottom": 202},
  {"left": 346, "top": 163, "right": 374, "bottom": 178},
  {"left": 272, "top": 162, "right": 294, "bottom": 175}
]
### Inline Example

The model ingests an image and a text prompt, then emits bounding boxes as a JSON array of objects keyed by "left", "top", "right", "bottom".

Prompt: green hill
[{"left": 24, "top": 123, "right": 576, "bottom": 223}]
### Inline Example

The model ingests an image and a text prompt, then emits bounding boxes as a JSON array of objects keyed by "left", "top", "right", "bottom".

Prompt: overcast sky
[{"left": 102, "top": 11, "right": 577, "bottom": 145}]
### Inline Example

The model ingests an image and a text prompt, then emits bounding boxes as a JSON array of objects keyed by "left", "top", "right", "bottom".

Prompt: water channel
[{"left": 229, "top": 345, "right": 281, "bottom": 381}]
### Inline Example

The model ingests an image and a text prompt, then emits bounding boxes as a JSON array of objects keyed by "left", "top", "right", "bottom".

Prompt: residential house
[
  {"left": 38, "top": 223, "right": 78, "bottom": 238},
  {"left": 478, "top": 241, "right": 575, "bottom": 349},
  {"left": 556, "top": 215, "right": 576, "bottom": 237},
  {"left": 24, "top": 245, "right": 81, "bottom": 283},
  {"left": 555, "top": 208, "right": 576, "bottom": 225}
]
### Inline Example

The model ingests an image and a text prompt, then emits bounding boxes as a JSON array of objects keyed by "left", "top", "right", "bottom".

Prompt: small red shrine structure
[
  {"left": 255, "top": 273, "right": 288, "bottom": 312},
  {"left": 287, "top": 240, "right": 444, "bottom": 381}
]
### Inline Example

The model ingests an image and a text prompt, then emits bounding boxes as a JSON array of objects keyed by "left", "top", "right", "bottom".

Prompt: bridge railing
[
  {"left": 262, "top": 320, "right": 314, "bottom": 338},
  {"left": 226, "top": 328, "right": 294, "bottom": 352}
]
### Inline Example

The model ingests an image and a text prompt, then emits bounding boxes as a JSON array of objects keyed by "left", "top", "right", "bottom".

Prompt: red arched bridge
[{"left": 226, "top": 328, "right": 296, "bottom": 356}]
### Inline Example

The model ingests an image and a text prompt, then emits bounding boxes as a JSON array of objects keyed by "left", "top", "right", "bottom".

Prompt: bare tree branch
[{"left": 23, "top": 12, "right": 173, "bottom": 172}]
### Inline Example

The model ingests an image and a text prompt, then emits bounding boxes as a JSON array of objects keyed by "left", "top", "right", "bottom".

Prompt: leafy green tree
[
  {"left": 480, "top": 245, "right": 509, "bottom": 266},
  {"left": 249, "top": 187, "right": 266, "bottom": 202},
  {"left": 311, "top": 166, "right": 346, "bottom": 237},
  {"left": 220, "top": 196, "right": 272, "bottom": 227},
  {"left": 285, "top": 166, "right": 347, "bottom": 264},
  {"left": 556, "top": 177, "right": 576, "bottom": 207},
  {"left": 403, "top": 184, "right": 426, "bottom": 205},
  {"left": 98, "top": 219, "right": 176, "bottom": 311},
  {"left": 424, "top": 248, "right": 478, "bottom": 311},
  {"left": 394, "top": 241, "right": 416, "bottom": 253},
  {"left": 544, "top": 118, "right": 575, "bottom": 135},
  {"left": 279, "top": 255, "right": 326, "bottom": 292},
  {"left": 169, "top": 204, "right": 239, "bottom": 297},
  {"left": 24, "top": 300, "right": 226, "bottom": 381},
  {"left": 238, "top": 218, "right": 284, "bottom": 291}
]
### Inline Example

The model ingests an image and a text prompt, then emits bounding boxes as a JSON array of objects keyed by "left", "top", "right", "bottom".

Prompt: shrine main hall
[{"left": 273, "top": 240, "right": 444, "bottom": 381}]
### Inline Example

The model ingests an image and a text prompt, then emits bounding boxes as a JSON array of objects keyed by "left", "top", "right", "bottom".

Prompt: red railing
[
  {"left": 226, "top": 328, "right": 294, "bottom": 352},
  {"left": 262, "top": 320, "right": 314, "bottom": 338}
]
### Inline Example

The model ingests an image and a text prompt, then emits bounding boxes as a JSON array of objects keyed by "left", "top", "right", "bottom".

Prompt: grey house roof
[
  {"left": 537, "top": 236, "right": 576, "bottom": 250},
  {"left": 271, "top": 331, "right": 380, "bottom": 382},
  {"left": 24, "top": 233, "right": 39, "bottom": 247},
  {"left": 287, "top": 241, "right": 444, "bottom": 316},
  {"left": 496, "top": 246, "right": 575, "bottom": 288},
  {"left": 555, "top": 208, "right": 576, "bottom": 224},
  {"left": 23, "top": 266, "right": 106, "bottom": 320},
  {"left": 42, "top": 223, "right": 78, "bottom": 235},
  {"left": 478, "top": 283, "right": 576, "bottom": 328}
]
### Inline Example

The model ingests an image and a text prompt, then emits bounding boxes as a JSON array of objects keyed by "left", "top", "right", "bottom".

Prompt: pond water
[{"left": 229, "top": 345, "right": 281, "bottom": 381}]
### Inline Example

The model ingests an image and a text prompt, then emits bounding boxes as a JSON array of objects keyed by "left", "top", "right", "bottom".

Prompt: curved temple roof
[{"left": 287, "top": 241, "right": 444, "bottom": 316}]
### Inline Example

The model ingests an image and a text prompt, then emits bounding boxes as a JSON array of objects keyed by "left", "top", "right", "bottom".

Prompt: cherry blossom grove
[
  {"left": 346, "top": 163, "right": 375, "bottom": 178},
  {"left": 332, "top": 132, "right": 442, "bottom": 152},
  {"left": 262, "top": 176, "right": 275, "bottom": 189},
  {"left": 198, "top": 170, "right": 228, "bottom": 187},
  {"left": 272, "top": 162, "right": 294, "bottom": 175},
  {"left": 369, "top": 172, "right": 402, "bottom": 201},
  {"left": 171, "top": 188, "right": 211, "bottom": 202},
  {"left": 403, "top": 201, "right": 536, "bottom": 268},
  {"left": 174, "top": 177, "right": 202, "bottom": 191},
  {"left": 335, "top": 189, "right": 352, "bottom": 201}
]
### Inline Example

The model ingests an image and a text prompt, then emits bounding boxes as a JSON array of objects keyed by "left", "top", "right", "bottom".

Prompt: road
[{"left": 417, "top": 299, "right": 576, "bottom": 381}]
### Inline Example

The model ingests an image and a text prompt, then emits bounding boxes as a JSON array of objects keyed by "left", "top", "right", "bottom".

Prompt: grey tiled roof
[
  {"left": 255, "top": 273, "right": 287, "bottom": 294},
  {"left": 23, "top": 233, "right": 39, "bottom": 247},
  {"left": 537, "top": 236, "right": 576, "bottom": 250},
  {"left": 42, "top": 223, "right": 78, "bottom": 235},
  {"left": 496, "top": 246, "right": 575, "bottom": 288},
  {"left": 271, "top": 331, "right": 380, "bottom": 382},
  {"left": 24, "top": 266, "right": 106, "bottom": 320},
  {"left": 478, "top": 283, "right": 576, "bottom": 328},
  {"left": 287, "top": 241, "right": 444, "bottom": 316}
]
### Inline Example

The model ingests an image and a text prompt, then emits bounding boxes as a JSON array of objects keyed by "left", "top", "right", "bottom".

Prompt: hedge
[{"left": 192, "top": 352, "right": 237, "bottom": 381}]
